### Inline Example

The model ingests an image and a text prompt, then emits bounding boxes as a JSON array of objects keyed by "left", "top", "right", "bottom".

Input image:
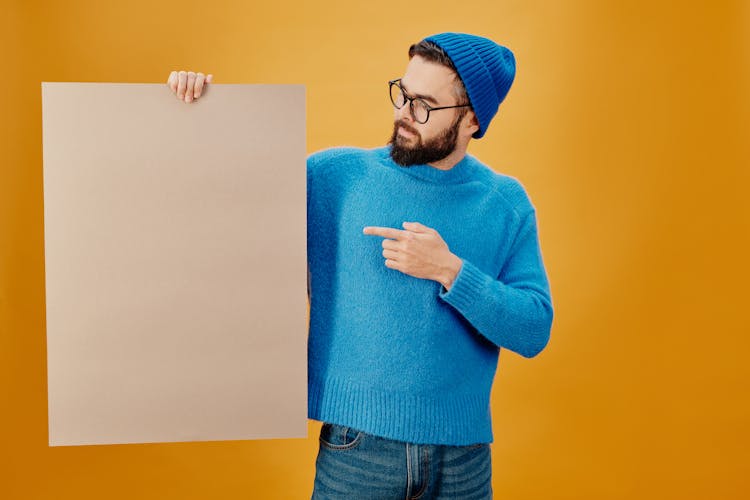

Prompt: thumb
[
  {"left": 206, "top": 74, "right": 213, "bottom": 84},
  {"left": 402, "top": 221, "right": 431, "bottom": 233}
]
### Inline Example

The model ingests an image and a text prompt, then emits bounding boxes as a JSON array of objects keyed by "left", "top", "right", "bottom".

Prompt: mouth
[{"left": 397, "top": 126, "right": 417, "bottom": 139}]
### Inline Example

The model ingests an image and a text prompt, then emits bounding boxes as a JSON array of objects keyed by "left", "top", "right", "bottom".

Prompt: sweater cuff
[{"left": 439, "top": 259, "right": 493, "bottom": 313}]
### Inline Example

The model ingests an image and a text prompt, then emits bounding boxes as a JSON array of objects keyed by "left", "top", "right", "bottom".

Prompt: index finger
[
  {"left": 363, "top": 226, "right": 407, "bottom": 240},
  {"left": 194, "top": 73, "right": 206, "bottom": 98}
]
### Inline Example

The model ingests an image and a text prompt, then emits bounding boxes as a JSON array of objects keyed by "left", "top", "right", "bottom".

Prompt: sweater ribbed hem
[{"left": 308, "top": 375, "right": 493, "bottom": 446}]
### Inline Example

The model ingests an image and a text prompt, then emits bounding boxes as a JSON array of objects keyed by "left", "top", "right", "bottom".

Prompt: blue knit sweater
[{"left": 306, "top": 146, "right": 553, "bottom": 446}]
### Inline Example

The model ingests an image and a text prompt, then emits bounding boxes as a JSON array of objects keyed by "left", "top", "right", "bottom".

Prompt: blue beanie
[{"left": 424, "top": 33, "right": 516, "bottom": 139}]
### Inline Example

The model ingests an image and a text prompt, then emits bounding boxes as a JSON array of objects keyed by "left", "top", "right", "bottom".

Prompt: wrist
[{"left": 438, "top": 254, "right": 463, "bottom": 290}]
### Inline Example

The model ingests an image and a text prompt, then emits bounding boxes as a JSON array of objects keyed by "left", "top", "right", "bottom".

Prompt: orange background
[{"left": 2, "top": 0, "right": 749, "bottom": 498}]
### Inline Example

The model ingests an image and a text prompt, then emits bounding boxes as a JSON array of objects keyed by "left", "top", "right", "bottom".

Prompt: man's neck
[{"left": 428, "top": 144, "right": 468, "bottom": 171}]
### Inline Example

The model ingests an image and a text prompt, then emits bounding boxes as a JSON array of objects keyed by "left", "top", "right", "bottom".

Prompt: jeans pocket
[{"left": 319, "top": 422, "right": 364, "bottom": 450}]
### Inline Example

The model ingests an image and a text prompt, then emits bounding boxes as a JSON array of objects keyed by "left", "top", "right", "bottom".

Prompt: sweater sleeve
[{"left": 438, "top": 210, "right": 554, "bottom": 358}]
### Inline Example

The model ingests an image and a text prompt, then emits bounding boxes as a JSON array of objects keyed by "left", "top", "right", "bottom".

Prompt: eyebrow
[{"left": 399, "top": 81, "right": 440, "bottom": 106}]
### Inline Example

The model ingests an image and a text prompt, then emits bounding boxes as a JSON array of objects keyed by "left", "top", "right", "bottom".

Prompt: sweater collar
[{"left": 377, "top": 146, "right": 476, "bottom": 185}]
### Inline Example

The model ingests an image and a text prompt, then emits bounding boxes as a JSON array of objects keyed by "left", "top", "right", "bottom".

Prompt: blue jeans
[{"left": 312, "top": 423, "right": 493, "bottom": 499}]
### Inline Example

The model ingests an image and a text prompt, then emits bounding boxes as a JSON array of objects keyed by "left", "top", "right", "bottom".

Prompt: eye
[
  {"left": 390, "top": 83, "right": 407, "bottom": 108},
  {"left": 412, "top": 99, "right": 430, "bottom": 122}
]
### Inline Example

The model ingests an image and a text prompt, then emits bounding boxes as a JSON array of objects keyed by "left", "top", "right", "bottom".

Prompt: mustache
[{"left": 396, "top": 120, "right": 419, "bottom": 136}]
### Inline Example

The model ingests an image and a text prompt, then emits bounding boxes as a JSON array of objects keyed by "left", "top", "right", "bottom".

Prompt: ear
[{"left": 463, "top": 111, "right": 480, "bottom": 137}]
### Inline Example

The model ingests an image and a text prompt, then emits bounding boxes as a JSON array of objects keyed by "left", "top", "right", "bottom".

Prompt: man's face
[{"left": 388, "top": 55, "right": 470, "bottom": 166}]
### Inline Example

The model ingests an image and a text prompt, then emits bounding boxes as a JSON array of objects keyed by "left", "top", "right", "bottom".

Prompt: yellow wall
[{"left": 3, "top": 0, "right": 749, "bottom": 498}]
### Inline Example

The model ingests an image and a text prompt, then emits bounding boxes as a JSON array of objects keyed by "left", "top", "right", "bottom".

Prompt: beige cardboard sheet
[{"left": 41, "top": 83, "right": 307, "bottom": 446}]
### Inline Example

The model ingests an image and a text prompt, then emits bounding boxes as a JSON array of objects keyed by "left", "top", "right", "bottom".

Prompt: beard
[{"left": 388, "top": 110, "right": 465, "bottom": 167}]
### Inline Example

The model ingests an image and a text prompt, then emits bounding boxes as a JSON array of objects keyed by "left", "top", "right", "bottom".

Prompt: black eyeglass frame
[{"left": 388, "top": 78, "right": 472, "bottom": 124}]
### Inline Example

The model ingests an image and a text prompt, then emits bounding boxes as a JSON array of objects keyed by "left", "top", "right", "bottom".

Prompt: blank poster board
[{"left": 41, "top": 83, "right": 307, "bottom": 446}]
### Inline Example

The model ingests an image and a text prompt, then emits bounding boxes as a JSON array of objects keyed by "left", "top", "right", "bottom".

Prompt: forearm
[{"left": 439, "top": 259, "right": 553, "bottom": 358}]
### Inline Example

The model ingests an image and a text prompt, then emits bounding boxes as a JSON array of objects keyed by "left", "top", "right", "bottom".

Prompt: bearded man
[{"left": 168, "top": 32, "right": 554, "bottom": 499}]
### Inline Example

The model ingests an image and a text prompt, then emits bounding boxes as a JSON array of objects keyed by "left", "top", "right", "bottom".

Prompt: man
[{"left": 168, "top": 32, "right": 553, "bottom": 499}]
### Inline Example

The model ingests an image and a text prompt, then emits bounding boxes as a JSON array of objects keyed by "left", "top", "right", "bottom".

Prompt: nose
[{"left": 394, "top": 100, "right": 414, "bottom": 123}]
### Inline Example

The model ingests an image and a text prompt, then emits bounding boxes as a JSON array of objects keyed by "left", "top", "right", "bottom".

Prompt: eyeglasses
[{"left": 388, "top": 79, "right": 471, "bottom": 124}]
